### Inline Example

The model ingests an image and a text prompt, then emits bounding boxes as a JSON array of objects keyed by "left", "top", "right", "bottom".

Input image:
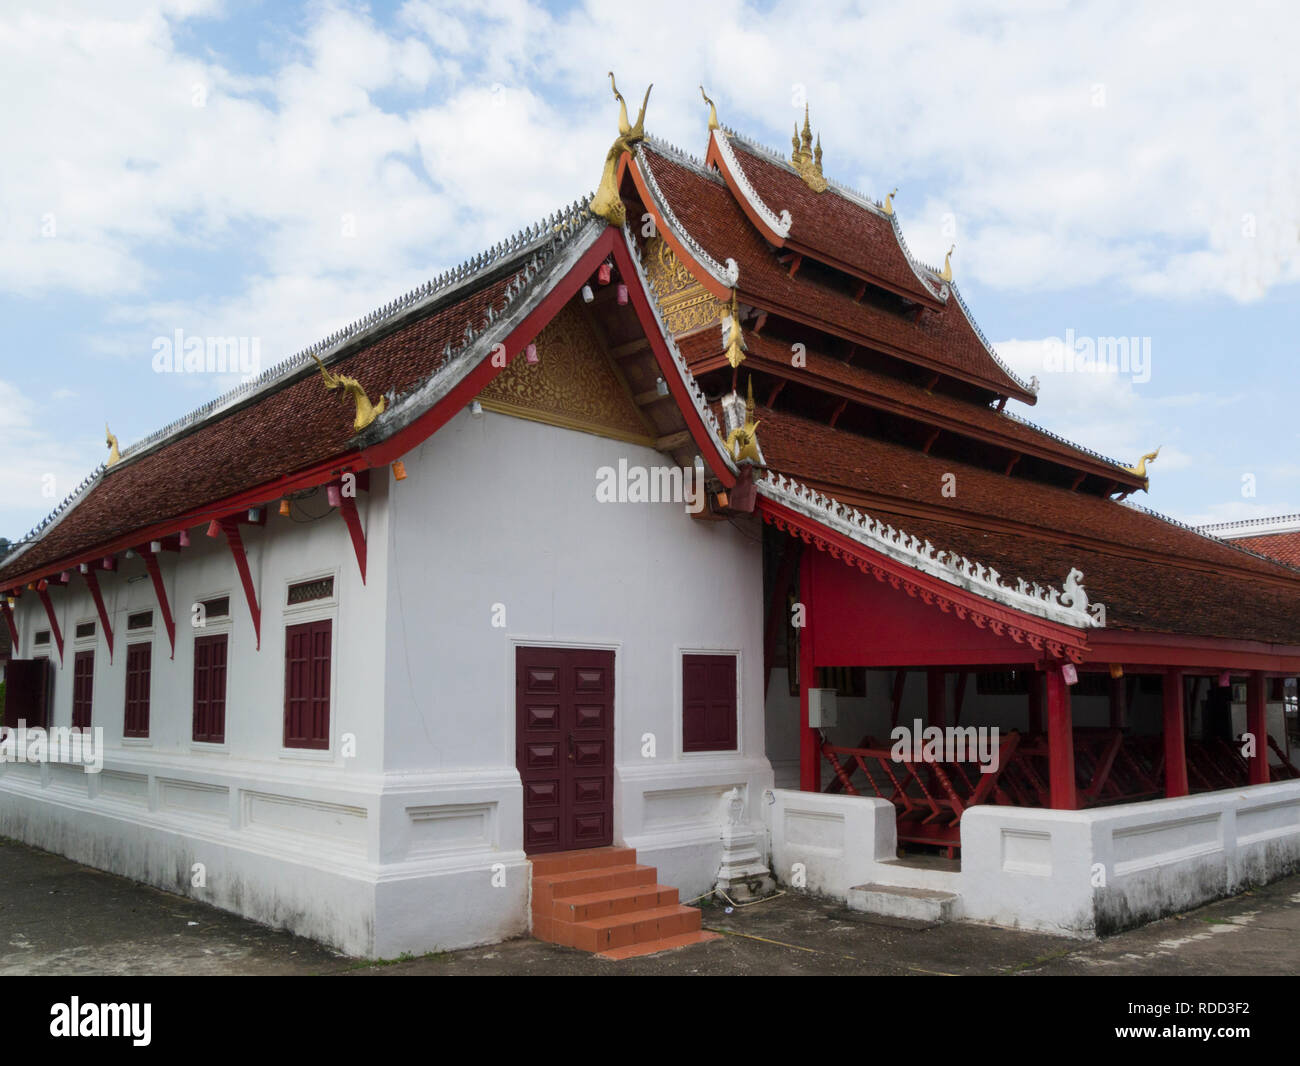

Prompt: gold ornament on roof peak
[
  {"left": 310, "top": 351, "right": 386, "bottom": 433},
  {"left": 105, "top": 424, "right": 121, "bottom": 466},
  {"left": 722, "top": 376, "right": 763, "bottom": 465},
  {"left": 700, "top": 85, "right": 719, "bottom": 131},
  {"left": 940, "top": 244, "right": 955, "bottom": 282},
  {"left": 1124, "top": 446, "right": 1161, "bottom": 491},
  {"left": 590, "top": 72, "right": 652, "bottom": 227},
  {"left": 884, "top": 188, "right": 898, "bottom": 216},
  {"left": 790, "top": 103, "right": 827, "bottom": 192},
  {"left": 722, "top": 289, "right": 747, "bottom": 369}
]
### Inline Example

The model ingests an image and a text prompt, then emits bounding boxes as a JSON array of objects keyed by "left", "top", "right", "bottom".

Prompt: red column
[
  {"left": 927, "top": 668, "right": 946, "bottom": 728},
  {"left": 1163, "top": 668, "right": 1188, "bottom": 797},
  {"left": 1109, "top": 674, "right": 1126, "bottom": 729},
  {"left": 1046, "top": 667, "right": 1077, "bottom": 809},
  {"left": 1246, "top": 671, "right": 1269, "bottom": 785},
  {"left": 798, "top": 550, "right": 820, "bottom": 793},
  {"left": 1027, "top": 670, "right": 1043, "bottom": 734}
]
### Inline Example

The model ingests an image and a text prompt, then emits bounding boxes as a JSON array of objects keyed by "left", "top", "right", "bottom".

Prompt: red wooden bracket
[
  {"left": 36, "top": 585, "right": 64, "bottom": 663},
  {"left": 1, "top": 599, "right": 17, "bottom": 647},
  {"left": 141, "top": 549, "right": 177, "bottom": 659},
  {"left": 82, "top": 567, "right": 114, "bottom": 662},
  {"left": 338, "top": 493, "right": 367, "bottom": 584},
  {"left": 220, "top": 518, "right": 261, "bottom": 650}
]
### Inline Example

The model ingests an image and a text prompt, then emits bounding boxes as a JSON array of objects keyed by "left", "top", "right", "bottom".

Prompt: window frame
[
  {"left": 680, "top": 650, "right": 740, "bottom": 754},
  {"left": 192, "top": 632, "right": 229, "bottom": 746},
  {"left": 283, "top": 618, "right": 332, "bottom": 752},
  {"left": 71, "top": 649, "right": 95, "bottom": 731},
  {"left": 123, "top": 642, "right": 152, "bottom": 739}
]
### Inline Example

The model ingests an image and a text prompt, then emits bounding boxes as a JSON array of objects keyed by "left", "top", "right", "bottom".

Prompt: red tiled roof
[
  {"left": 726, "top": 139, "right": 937, "bottom": 303},
  {"left": 638, "top": 144, "right": 1029, "bottom": 400},
  {"left": 0, "top": 275, "right": 514, "bottom": 585},
  {"left": 680, "top": 331, "right": 1140, "bottom": 487},
  {"left": 1233, "top": 531, "right": 1300, "bottom": 568},
  {"left": 754, "top": 405, "right": 1300, "bottom": 643}
]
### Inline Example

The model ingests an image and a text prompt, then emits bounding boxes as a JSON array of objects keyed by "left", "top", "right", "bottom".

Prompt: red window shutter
[
  {"left": 72, "top": 650, "right": 95, "bottom": 730},
  {"left": 682, "top": 654, "right": 737, "bottom": 752},
  {"left": 193, "top": 634, "right": 228, "bottom": 742},
  {"left": 284, "top": 620, "right": 331, "bottom": 749},
  {"left": 124, "top": 643, "right": 151, "bottom": 737}
]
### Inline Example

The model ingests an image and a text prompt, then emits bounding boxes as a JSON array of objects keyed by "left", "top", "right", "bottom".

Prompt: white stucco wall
[{"left": 377, "top": 409, "right": 772, "bottom": 949}]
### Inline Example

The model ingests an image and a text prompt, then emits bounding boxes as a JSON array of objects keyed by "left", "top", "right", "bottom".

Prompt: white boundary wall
[{"left": 765, "top": 781, "right": 1300, "bottom": 936}]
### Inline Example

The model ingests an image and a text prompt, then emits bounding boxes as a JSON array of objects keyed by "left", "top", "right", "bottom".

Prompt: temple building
[{"left": 2, "top": 80, "right": 1299, "bottom": 957}]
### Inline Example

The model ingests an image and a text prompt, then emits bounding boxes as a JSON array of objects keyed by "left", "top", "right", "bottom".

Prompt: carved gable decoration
[
  {"left": 477, "top": 303, "right": 655, "bottom": 446},
  {"left": 643, "top": 235, "right": 723, "bottom": 337}
]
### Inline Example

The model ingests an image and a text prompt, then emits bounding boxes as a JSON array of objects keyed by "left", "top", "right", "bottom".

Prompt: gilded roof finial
[
  {"left": 105, "top": 423, "right": 121, "bottom": 466},
  {"left": 1123, "top": 446, "right": 1161, "bottom": 491},
  {"left": 310, "top": 351, "right": 387, "bottom": 433},
  {"left": 883, "top": 187, "right": 898, "bottom": 215},
  {"left": 590, "top": 72, "right": 652, "bottom": 227},
  {"left": 722, "top": 289, "right": 747, "bottom": 369},
  {"left": 790, "top": 104, "right": 827, "bottom": 192},
  {"left": 722, "top": 376, "right": 763, "bottom": 465},
  {"left": 701, "top": 85, "right": 719, "bottom": 131},
  {"left": 940, "top": 244, "right": 955, "bottom": 282}
]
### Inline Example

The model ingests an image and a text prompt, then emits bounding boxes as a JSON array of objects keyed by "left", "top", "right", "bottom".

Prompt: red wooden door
[
  {"left": 516, "top": 646, "right": 614, "bottom": 854},
  {"left": 4, "top": 659, "right": 52, "bottom": 729}
]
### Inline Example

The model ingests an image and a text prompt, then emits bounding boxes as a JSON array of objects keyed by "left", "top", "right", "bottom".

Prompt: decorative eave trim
[
  {"left": 708, "top": 129, "right": 792, "bottom": 240},
  {"left": 999, "top": 409, "right": 1134, "bottom": 476},
  {"left": 1200, "top": 514, "right": 1300, "bottom": 540},
  {"left": 633, "top": 139, "right": 739, "bottom": 292},
  {"left": 757, "top": 471, "right": 1101, "bottom": 648}
]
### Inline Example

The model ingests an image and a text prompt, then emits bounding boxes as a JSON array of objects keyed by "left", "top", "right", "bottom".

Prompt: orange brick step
[{"left": 528, "top": 846, "right": 715, "bottom": 959}]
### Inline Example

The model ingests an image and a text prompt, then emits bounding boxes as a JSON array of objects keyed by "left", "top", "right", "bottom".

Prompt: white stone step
[{"left": 847, "top": 882, "right": 960, "bottom": 922}]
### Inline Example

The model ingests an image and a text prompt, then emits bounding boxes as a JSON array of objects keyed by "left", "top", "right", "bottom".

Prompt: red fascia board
[
  {"left": 705, "top": 135, "right": 787, "bottom": 249},
  {"left": 758, "top": 493, "right": 1089, "bottom": 661},
  {"left": 1086, "top": 629, "right": 1300, "bottom": 674}
]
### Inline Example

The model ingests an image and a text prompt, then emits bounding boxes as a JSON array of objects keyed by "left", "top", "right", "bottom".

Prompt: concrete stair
[
  {"left": 847, "top": 882, "right": 960, "bottom": 923},
  {"left": 530, "top": 846, "right": 719, "bottom": 959}
]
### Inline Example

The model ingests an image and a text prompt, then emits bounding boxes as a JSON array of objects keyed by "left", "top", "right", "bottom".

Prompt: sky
[{"left": 2, "top": 0, "right": 1299, "bottom": 546}]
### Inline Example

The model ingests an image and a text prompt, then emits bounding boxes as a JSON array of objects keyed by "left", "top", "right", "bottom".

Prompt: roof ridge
[
  {"left": 998, "top": 408, "right": 1126, "bottom": 469},
  {"left": 1116, "top": 498, "right": 1300, "bottom": 573},
  {"left": 1199, "top": 513, "right": 1300, "bottom": 534},
  {"left": 635, "top": 141, "right": 739, "bottom": 289},
  {"left": 0, "top": 194, "right": 597, "bottom": 569}
]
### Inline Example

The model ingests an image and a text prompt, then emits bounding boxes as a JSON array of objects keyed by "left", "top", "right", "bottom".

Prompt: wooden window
[
  {"left": 284, "top": 619, "right": 331, "bottom": 749},
  {"left": 682, "top": 653, "right": 737, "bottom": 752},
  {"left": 123, "top": 643, "right": 151, "bottom": 737},
  {"left": 127, "top": 610, "right": 153, "bottom": 631},
  {"left": 287, "top": 577, "right": 333, "bottom": 605},
  {"left": 72, "top": 650, "right": 94, "bottom": 730},
  {"left": 193, "top": 634, "right": 228, "bottom": 743},
  {"left": 74, "top": 621, "right": 96, "bottom": 640}
]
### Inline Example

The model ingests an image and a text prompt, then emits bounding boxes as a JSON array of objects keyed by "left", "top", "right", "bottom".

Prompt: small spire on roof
[
  {"left": 790, "top": 104, "right": 827, "bottom": 192},
  {"left": 700, "top": 85, "right": 719, "bottom": 131},
  {"left": 722, "top": 289, "right": 747, "bottom": 369}
]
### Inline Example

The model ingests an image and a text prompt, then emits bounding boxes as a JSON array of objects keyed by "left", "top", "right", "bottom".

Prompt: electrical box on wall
[{"left": 808, "top": 688, "right": 838, "bottom": 728}]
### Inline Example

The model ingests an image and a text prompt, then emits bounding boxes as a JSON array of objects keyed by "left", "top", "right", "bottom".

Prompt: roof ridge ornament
[
  {"left": 105, "top": 424, "right": 121, "bottom": 467},
  {"left": 1123, "top": 446, "right": 1161, "bottom": 492},
  {"left": 310, "top": 350, "right": 387, "bottom": 433},
  {"left": 700, "top": 85, "right": 719, "bottom": 131},
  {"left": 721, "top": 376, "right": 763, "bottom": 465},
  {"left": 883, "top": 188, "right": 898, "bottom": 216},
  {"left": 590, "top": 72, "right": 652, "bottom": 227},
  {"left": 722, "top": 289, "right": 747, "bottom": 369},
  {"left": 790, "top": 103, "right": 828, "bottom": 192},
  {"left": 940, "top": 244, "right": 955, "bottom": 282}
]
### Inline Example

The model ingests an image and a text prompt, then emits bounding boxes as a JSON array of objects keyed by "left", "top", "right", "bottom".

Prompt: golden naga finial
[
  {"left": 105, "top": 423, "right": 121, "bottom": 466},
  {"left": 790, "top": 103, "right": 827, "bottom": 192},
  {"left": 722, "top": 290, "right": 747, "bottom": 369},
  {"left": 310, "top": 351, "right": 386, "bottom": 433},
  {"left": 940, "top": 244, "right": 955, "bottom": 282},
  {"left": 883, "top": 187, "right": 898, "bottom": 215},
  {"left": 1124, "top": 446, "right": 1161, "bottom": 490},
  {"left": 700, "top": 85, "right": 719, "bottom": 131},
  {"left": 722, "top": 377, "right": 763, "bottom": 464},
  {"left": 590, "top": 72, "right": 652, "bottom": 227}
]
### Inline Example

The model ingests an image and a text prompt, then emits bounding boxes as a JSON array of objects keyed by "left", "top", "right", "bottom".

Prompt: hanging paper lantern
[
  {"left": 205, "top": 520, "right": 221, "bottom": 538},
  {"left": 525, "top": 343, "right": 539, "bottom": 365},
  {"left": 1061, "top": 663, "right": 1078, "bottom": 685},
  {"left": 279, "top": 499, "right": 291, "bottom": 517},
  {"left": 392, "top": 460, "right": 407, "bottom": 481},
  {"left": 581, "top": 285, "right": 594, "bottom": 303},
  {"left": 326, "top": 484, "right": 343, "bottom": 507},
  {"left": 597, "top": 262, "right": 612, "bottom": 285},
  {"left": 178, "top": 530, "right": 190, "bottom": 547}
]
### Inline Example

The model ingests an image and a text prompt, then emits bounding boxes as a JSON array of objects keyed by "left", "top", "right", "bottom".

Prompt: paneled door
[{"left": 516, "top": 646, "right": 615, "bottom": 853}]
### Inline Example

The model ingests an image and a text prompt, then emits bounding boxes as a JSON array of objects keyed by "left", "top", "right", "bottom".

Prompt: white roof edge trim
[
  {"left": 635, "top": 140, "right": 739, "bottom": 288},
  {"left": 758, "top": 471, "right": 1101, "bottom": 630},
  {"left": 710, "top": 129, "right": 792, "bottom": 239}
]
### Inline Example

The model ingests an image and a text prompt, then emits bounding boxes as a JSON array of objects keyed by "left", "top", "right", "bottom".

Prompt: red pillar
[
  {"left": 1027, "top": 670, "right": 1043, "bottom": 734},
  {"left": 798, "top": 550, "right": 820, "bottom": 793},
  {"left": 1109, "top": 674, "right": 1126, "bottom": 729},
  {"left": 1163, "top": 668, "right": 1188, "bottom": 797},
  {"left": 1246, "top": 671, "right": 1269, "bottom": 785},
  {"left": 1046, "top": 667, "right": 1077, "bottom": 810},
  {"left": 927, "top": 668, "right": 946, "bottom": 728}
]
